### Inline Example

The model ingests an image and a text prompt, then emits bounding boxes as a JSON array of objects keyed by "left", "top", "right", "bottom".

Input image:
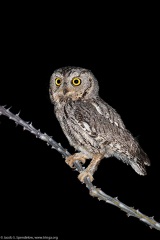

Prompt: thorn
[
  {"left": 29, "top": 123, "right": 33, "bottom": 127},
  {"left": 127, "top": 213, "right": 131, "bottom": 217},
  {"left": 23, "top": 127, "right": 26, "bottom": 131},
  {"left": 15, "top": 122, "right": 18, "bottom": 127},
  {"left": 7, "top": 107, "right": 12, "bottom": 111},
  {"left": 58, "top": 143, "right": 62, "bottom": 146},
  {"left": 114, "top": 197, "right": 118, "bottom": 200},
  {"left": 151, "top": 216, "right": 154, "bottom": 220},
  {"left": 16, "top": 111, "right": 21, "bottom": 116},
  {"left": 136, "top": 209, "right": 141, "bottom": 214},
  {"left": 37, "top": 130, "right": 41, "bottom": 136},
  {"left": 46, "top": 143, "right": 49, "bottom": 146},
  {"left": 149, "top": 226, "right": 153, "bottom": 229},
  {"left": 136, "top": 209, "right": 142, "bottom": 214},
  {"left": 51, "top": 146, "right": 55, "bottom": 149}
]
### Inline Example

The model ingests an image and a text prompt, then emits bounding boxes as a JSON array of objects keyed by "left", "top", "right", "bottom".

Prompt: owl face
[{"left": 49, "top": 66, "right": 99, "bottom": 103}]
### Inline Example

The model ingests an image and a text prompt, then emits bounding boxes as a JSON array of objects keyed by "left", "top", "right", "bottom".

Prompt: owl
[{"left": 49, "top": 66, "right": 150, "bottom": 182}]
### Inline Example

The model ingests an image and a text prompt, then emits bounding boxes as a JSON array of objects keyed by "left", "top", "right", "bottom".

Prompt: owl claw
[
  {"left": 65, "top": 154, "right": 87, "bottom": 168},
  {"left": 78, "top": 171, "right": 94, "bottom": 183}
]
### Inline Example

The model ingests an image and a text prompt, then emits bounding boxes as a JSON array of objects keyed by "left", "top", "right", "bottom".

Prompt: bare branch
[{"left": 0, "top": 105, "right": 160, "bottom": 231}]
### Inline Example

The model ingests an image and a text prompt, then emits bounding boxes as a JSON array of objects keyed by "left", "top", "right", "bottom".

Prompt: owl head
[{"left": 49, "top": 66, "right": 99, "bottom": 104}]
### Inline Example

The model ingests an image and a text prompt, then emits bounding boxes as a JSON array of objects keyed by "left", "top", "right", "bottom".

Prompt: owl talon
[
  {"left": 78, "top": 171, "right": 94, "bottom": 183},
  {"left": 65, "top": 154, "right": 87, "bottom": 168}
]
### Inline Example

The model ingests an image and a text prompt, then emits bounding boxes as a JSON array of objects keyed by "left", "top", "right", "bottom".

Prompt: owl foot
[
  {"left": 78, "top": 170, "right": 94, "bottom": 183},
  {"left": 65, "top": 153, "right": 88, "bottom": 168},
  {"left": 77, "top": 153, "right": 104, "bottom": 182}
]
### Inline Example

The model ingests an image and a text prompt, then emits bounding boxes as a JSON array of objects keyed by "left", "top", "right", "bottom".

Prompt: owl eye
[
  {"left": 71, "top": 77, "right": 81, "bottom": 86},
  {"left": 55, "top": 77, "right": 62, "bottom": 86}
]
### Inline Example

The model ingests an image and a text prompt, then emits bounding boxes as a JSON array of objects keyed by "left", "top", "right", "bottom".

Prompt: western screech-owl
[{"left": 49, "top": 66, "right": 150, "bottom": 182}]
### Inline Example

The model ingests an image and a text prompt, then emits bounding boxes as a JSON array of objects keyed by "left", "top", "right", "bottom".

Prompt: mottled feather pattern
[{"left": 50, "top": 66, "right": 150, "bottom": 179}]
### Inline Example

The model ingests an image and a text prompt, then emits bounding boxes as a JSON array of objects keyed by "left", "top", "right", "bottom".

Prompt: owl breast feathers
[{"left": 49, "top": 66, "right": 150, "bottom": 182}]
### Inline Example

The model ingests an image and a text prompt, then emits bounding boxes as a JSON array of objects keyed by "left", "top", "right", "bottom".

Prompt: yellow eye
[
  {"left": 71, "top": 77, "right": 81, "bottom": 86},
  {"left": 55, "top": 77, "right": 62, "bottom": 86}
]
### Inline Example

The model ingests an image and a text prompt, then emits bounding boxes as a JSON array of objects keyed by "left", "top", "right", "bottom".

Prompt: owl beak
[{"left": 63, "top": 87, "right": 69, "bottom": 95}]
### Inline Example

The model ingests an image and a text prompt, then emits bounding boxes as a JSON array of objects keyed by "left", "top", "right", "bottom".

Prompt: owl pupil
[
  {"left": 57, "top": 79, "right": 61, "bottom": 84},
  {"left": 74, "top": 80, "right": 78, "bottom": 84}
]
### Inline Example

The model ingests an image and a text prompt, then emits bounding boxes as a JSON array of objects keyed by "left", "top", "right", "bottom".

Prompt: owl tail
[{"left": 130, "top": 148, "right": 151, "bottom": 176}]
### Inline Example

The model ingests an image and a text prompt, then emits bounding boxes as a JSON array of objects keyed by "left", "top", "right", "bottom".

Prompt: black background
[{"left": 0, "top": 4, "right": 160, "bottom": 240}]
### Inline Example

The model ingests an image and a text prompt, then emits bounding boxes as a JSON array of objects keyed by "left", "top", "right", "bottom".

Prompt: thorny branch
[{"left": 0, "top": 105, "right": 160, "bottom": 231}]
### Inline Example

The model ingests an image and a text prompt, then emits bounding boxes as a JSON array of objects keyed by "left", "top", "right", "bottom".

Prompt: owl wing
[
  {"left": 72, "top": 98, "right": 150, "bottom": 175},
  {"left": 73, "top": 98, "right": 124, "bottom": 143}
]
